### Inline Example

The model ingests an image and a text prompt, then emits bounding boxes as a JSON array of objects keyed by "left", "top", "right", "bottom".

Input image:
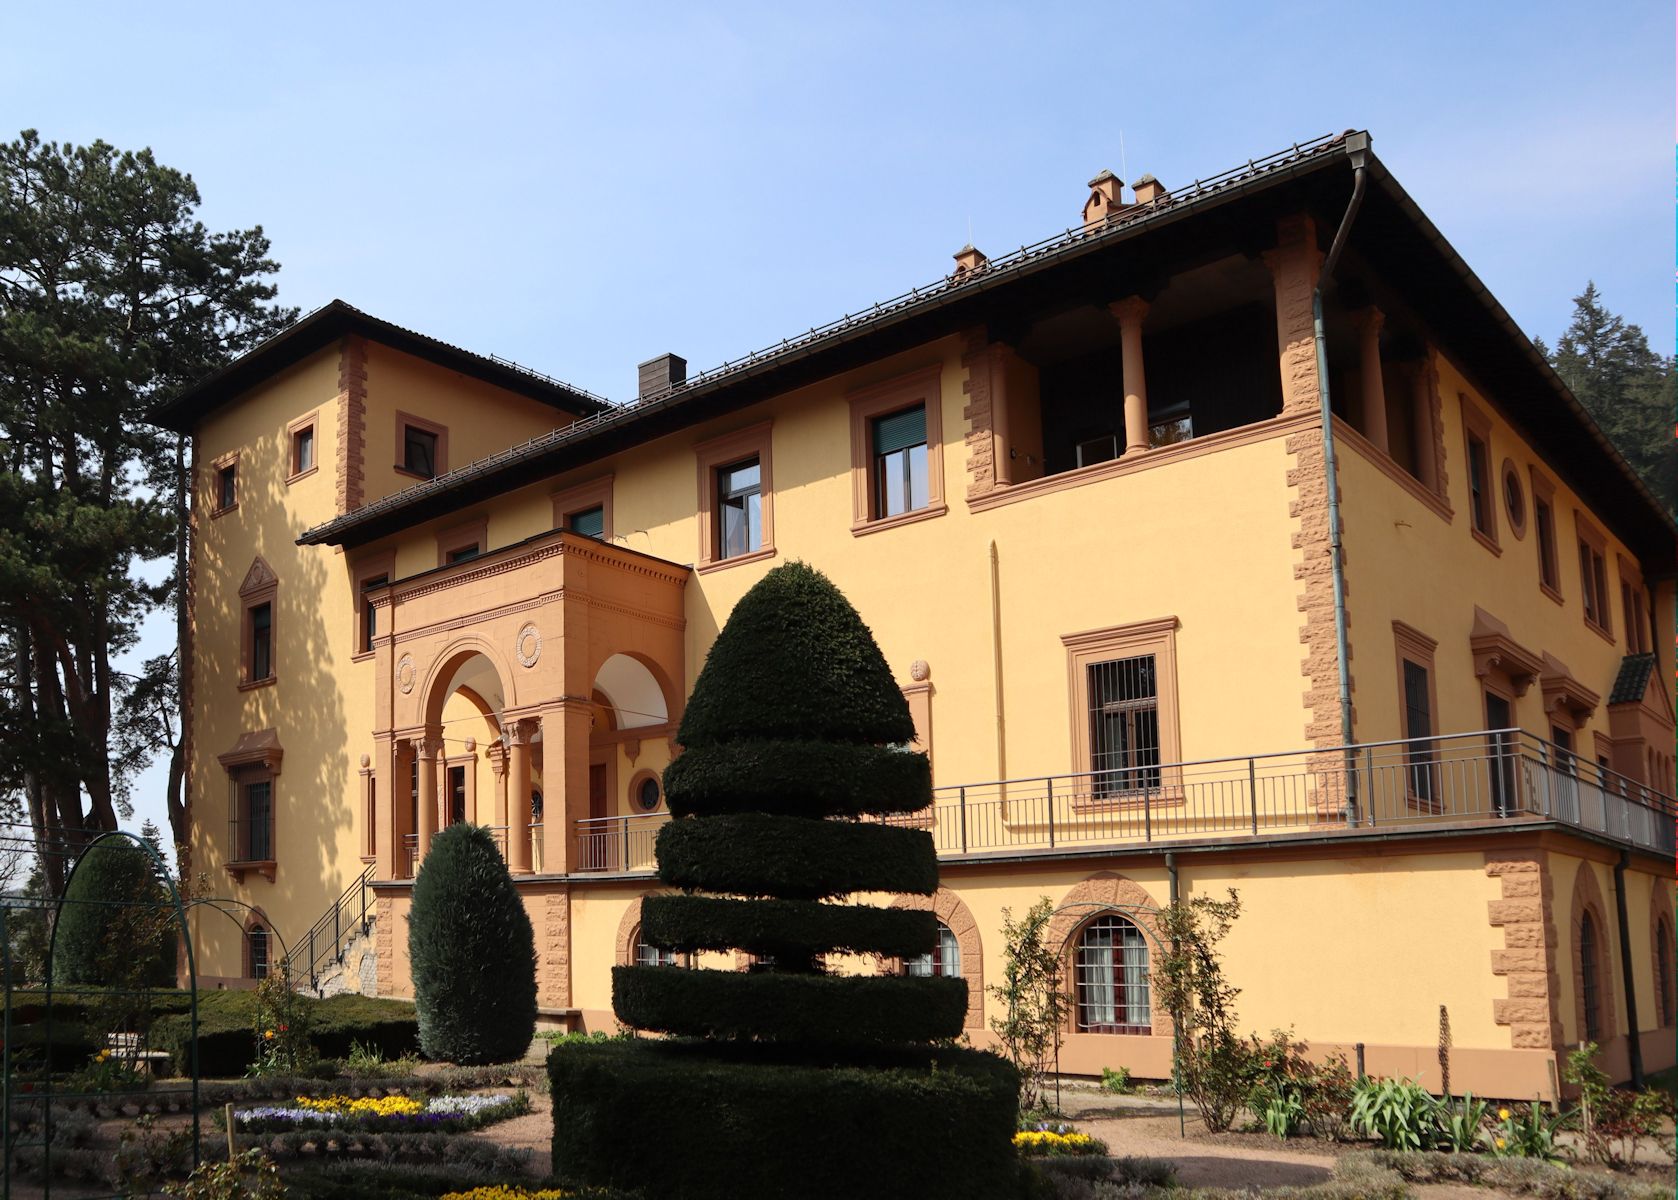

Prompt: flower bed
[
  {"left": 1013, "top": 1123, "right": 1108, "bottom": 1157},
  {"left": 234, "top": 1092, "right": 526, "bottom": 1134}
]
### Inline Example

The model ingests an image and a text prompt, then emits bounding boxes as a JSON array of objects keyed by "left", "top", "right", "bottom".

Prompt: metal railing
[
  {"left": 564, "top": 730, "right": 1675, "bottom": 873},
  {"left": 303, "top": 864, "right": 375, "bottom": 993},
  {"left": 574, "top": 815, "right": 662, "bottom": 874}
]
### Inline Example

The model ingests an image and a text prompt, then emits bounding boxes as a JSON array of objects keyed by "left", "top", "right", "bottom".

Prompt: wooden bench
[{"left": 106, "top": 1031, "right": 172, "bottom": 1075}]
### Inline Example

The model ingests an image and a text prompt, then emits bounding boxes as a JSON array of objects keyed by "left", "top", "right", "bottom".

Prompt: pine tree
[{"left": 1545, "top": 282, "right": 1676, "bottom": 510}]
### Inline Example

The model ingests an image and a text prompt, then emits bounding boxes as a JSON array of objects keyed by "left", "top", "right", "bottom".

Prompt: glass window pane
[
  {"left": 296, "top": 428, "right": 314, "bottom": 473},
  {"left": 907, "top": 443, "right": 929, "bottom": 511},
  {"left": 568, "top": 506, "right": 605, "bottom": 539}
]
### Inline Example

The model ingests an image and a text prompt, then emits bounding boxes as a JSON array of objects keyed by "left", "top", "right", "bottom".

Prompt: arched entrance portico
[{"left": 368, "top": 530, "right": 688, "bottom": 881}]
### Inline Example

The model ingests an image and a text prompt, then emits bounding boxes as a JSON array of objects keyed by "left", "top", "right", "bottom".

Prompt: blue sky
[{"left": 3, "top": 0, "right": 1671, "bottom": 839}]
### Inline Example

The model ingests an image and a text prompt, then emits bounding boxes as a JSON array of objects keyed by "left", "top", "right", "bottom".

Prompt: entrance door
[
  {"left": 1485, "top": 693, "right": 1516, "bottom": 817},
  {"left": 586, "top": 763, "right": 609, "bottom": 869}
]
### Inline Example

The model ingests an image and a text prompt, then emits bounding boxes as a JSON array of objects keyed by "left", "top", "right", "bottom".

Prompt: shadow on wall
[{"left": 187, "top": 418, "right": 351, "bottom": 987}]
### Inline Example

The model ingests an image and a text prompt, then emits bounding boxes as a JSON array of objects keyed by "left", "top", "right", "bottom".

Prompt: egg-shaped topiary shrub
[
  {"left": 550, "top": 562, "right": 1022, "bottom": 1200},
  {"left": 409, "top": 822, "right": 537, "bottom": 1064},
  {"left": 55, "top": 836, "right": 177, "bottom": 988}
]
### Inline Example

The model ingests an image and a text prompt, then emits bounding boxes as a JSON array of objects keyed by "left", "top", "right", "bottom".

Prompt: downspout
[
  {"left": 1612, "top": 850, "right": 1644, "bottom": 1086},
  {"left": 1310, "top": 131, "right": 1370, "bottom": 818},
  {"left": 989, "top": 541, "right": 1007, "bottom": 787}
]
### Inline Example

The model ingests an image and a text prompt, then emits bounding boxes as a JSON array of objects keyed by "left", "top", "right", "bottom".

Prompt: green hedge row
[
  {"left": 663, "top": 739, "right": 930, "bottom": 818},
  {"left": 4, "top": 989, "right": 195, "bottom": 1026},
  {"left": 150, "top": 992, "right": 418, "bottom": 1077},
  {"left": 656, "top": 814, "right": 937, "bottom": 900},
  {"left": 640, "top": 894, "right": 935, "bottom": 960},
  {"left": 612, "top": 965, "right": 965, "bottom": 1045},
  {"left": 676, "top": 561, "right": 917, "bottom": 750},
  {"left": 549, "top": 1038, "right": 1022, "bottom": 1200}
]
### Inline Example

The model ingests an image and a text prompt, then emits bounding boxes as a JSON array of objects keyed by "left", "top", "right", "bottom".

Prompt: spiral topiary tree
[
  {"left": 550, "top": 562, "right": 1022, "bottom": 1199},
  {"left": 409, "top": 821, "right": 537, "bottom": 1064}
]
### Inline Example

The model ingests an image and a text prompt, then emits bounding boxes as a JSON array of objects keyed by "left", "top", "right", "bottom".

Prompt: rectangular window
[
  {"left": 567, "top": 505, "right": 606, "bottom": 539},
  {"left": 1535, "top": 495, "right": 1559, "bottom": 591},
  {"left": 249, "top": 602, "right": 273, "bottom": 682},
  {"left": 404, "top": 425, "right": 439, "bottom": 478},
  {"left": 717, "top": 458, "right": 763, "bottom": 560},
  {"left": 1402, "top": 659, "right": 1436, "bottom": 803},
  {"left": 365, "top": 774, "right": 377, "bottom": 858},
  {"left": 1486, "top": 692, "right": 1517, "bottom": 817},
  {"left": 445, "top": 544, "right": 480, "bottom": 565},
  {"left": 1148, "top": 403, "right": 1194, "bottom": 448},
  {"left": 1087, "top": 654, "right": 1161, "bottom": 798},
  {"left": 217, "top": 463, "right": 238, "bottom": 511},
  {"left": 292, "top": 425, "right": 315, "bottom": 475},
  {"left": 1467, "top": 435, "right": 1490, "bottom": 534},
  {"left": 1579, "top": 538, "right": 1610, "bottom": 635},
  {"left": 872, "top": 405, "right": 930, "bottom": 519},
  {"left": 446, "top": 766, "right": 466, "bottom": 825},
  {"left": 243, "top": 779, "right": 272, "bottom": 862},
  {"left": 360, "top": 575, "right": 386, "bottom": 653}
]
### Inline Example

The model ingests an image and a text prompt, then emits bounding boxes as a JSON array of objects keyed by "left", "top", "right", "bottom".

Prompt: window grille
[
  {"left": 904, "top": 921, "right": 961, "bottom": 978},
  {"left": 634, "top": 937, "right": 681, "bottom": 968},
  {"left": 1075, "top": 915, "right": 1149, "bottom": 1033},
  {"left": 1087, "top": 655, "right": 1160, "bottom": 797},
  {"left": 1579, "top": 911, "right": 1601, "bottom": 1043},
  {"left": 244, "top": 780, "right": 272, "bottom": 862}
]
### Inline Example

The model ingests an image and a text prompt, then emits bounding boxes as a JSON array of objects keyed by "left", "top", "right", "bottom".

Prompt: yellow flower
[
  {"left": 264, "top": 1029, "right": 275, "bottom": 1040},
  {"left": 1498, "top": 1107, "right": 1510, "bottom": 1121},
  {"left": 95, "top": 1049, "right": 111, "bottom": 1062},
  {"left": 1496, "top": 1137, "right": 1507, "bottom": 1150}
]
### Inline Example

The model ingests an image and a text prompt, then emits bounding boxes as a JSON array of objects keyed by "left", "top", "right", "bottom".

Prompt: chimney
[
  {"left": 1132, "top": 174, "right": 1166, "bottom": 205},
  {"left": 638, "top": 353, "right": 687, "bottom": 399},
  {"left": 952, "top": 243, "right": 990, "bottom": 278},
  {"left": 1082, "top": 170, "right": 1126, "bottom": 231}
]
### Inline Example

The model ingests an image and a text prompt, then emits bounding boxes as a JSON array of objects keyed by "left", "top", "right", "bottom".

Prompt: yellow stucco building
[{"left": 154, "top": 132, "right": 1675, "bottom": 1101}]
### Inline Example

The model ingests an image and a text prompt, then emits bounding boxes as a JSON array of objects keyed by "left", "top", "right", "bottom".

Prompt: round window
[
  {"left": 1502, "top": 460, "right": 1526, "bottom": 538},
  {"left": 634, "top": 776, "right": 662, "bottom": 813}
]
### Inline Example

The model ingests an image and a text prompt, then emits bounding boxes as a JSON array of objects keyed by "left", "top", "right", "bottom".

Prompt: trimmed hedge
[
  {"left": 549, "top": 1038, "right": 1022, "bottom": 1200},
  {"left": 409, "top": 823, "right": 537, "bottom": 1065},
  {"left": 655, "top": 813, "right": 937, "bottom": 899},
  {"left": 676, "top": 561, "right": 915, "bottom": 749},
  {"left": 613, "top": 965, "right": 966, "bottom": 1044},
  {"left": 663, "top": 739, "right": 930, "bottom": 818},
  {"left": 150, "top": 992, "right": 418, "bottom": 1077},
  {"left": 640, "top": 894, "right": 935, "bottom": 960}
]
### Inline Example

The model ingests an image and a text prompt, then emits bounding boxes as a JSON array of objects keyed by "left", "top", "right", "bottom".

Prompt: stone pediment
[
  {"left": 239, "top": 555, "right": 278, "bottom": 597},
  {"left": 1468, "top": 607, "right": 1541, "bottom": 696}
]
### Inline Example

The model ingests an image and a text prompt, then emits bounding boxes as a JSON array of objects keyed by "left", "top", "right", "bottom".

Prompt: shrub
[
  {"left": 1565, "top": 1041, "right": 1675, "bottom": 1167},
  {"left": 548, "top": 1039, "right": 1021, "bottom": 1200},
  {"left": 663, "top": 739, "right": 931, "bottom": 817},
  {"left": 1100, "top": 1066, "right": 1132, "bottom": 1095},
  {"left": 1487, "top": 1100, "right": 1569, "bottom": 1161},
  {"left": 654, "top": 812, "right": 938, "bottom": 899},
  {"left": 248, "top": 962, "right": 316, "bottom": 1076},
  {"left": 163, "top": 1149, "right": 285, "bottom": 1200},
  {"left": 54, "top": 837, "right": 177, "bottom": 989},
  {"left": 1349, "top": 1076, "right": 1441, "bottom": 1150},
  {"left": 1436, "top": 1091, "right": 1490, "bottom": 1153},
  {"left": 639, "top": 893, "right": 936, "bottom": 959},
  {"left": 989, "top": 897, "right": 1070, "bottom": 1113},
  {"left": 1152, "top": 890, "right": 1249, "bottom": 1133},
  {"left": 152, "top": 992, "right": 418, "bottom": 1077},
  {"left": 408, "top": 822, "right": 536, "bottom": 1064}
]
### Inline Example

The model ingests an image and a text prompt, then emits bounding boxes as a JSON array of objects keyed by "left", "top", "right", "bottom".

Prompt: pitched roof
[
  {"left": 148, "top": 300, "right": 612, "bottom": 432},
  {"left": 255, "top": 131, "right": 1669, "bottom": 560},
  {"left": 1607, "top": 653, "right": 1658, "bottom": 706}
]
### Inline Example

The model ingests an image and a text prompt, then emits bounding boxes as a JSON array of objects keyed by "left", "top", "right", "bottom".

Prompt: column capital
[
  {"left": 416, "top": 736, "right": 445, "bottom": 761},
  {"left": 506, "top": 717, "right": 540, "bottom": 746},
  {"left": 1354, "top": 305, "right": 1385, "bottom": 335},
  {"left": 1108, "top": 296, "right": 1151, "bottom": 327}
]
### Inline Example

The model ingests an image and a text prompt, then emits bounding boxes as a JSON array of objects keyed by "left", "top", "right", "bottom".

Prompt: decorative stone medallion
[
  {"left": 910, "top": 659, "right": 930, "bottom": 682},
  {"left": 516, "top": 622, "right": 542, "bottom": 668},
  {"left": 397, "top": 654, "right": 416, "bottom": 694}
]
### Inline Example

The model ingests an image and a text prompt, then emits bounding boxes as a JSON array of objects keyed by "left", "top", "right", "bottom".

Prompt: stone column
[
  {"left": 1409, "top": 355, "right": 1440, "bottom": 492},
  {"left": 1356, "top": 307, "right": 1389, "bottom": 452},
  {"left": 541, "top": 699, "right": 596, "bottom": 878},
  {"left": 374, "top": 735, "right": 399, "bottom": 880},
  {"left": 488, "top": 740, "right": 509, "bottom": 851},
  {"left": 415, "top": 734, "right": 442, "bottom": 864},
  {"left": 507, "top": 719, "right": 536, "bottom": 875},
  {"left": 1110, "top": 297, "right": 1151, "bottom": 455},
  {"left": 1262, "top": 214, "right": 1323, "bottom": 416}
]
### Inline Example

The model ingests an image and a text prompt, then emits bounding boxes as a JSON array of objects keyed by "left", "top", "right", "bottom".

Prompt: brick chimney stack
[
  {"left": 1132, "top": 174, "right": 1166, "bottom": 205},
  {"left": 1082, "top": 170, "right": 1127, "bottom": 231},
  {"left": 638, "top": 353, "right": 687, "bottom": 400},
  {"left": 952, "top": 244, "right": 990, "bottom": 278}
]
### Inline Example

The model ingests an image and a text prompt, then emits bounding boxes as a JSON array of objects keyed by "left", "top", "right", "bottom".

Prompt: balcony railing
[{"left": 564, "top": 730, "right": 1675, "bottom": 873}]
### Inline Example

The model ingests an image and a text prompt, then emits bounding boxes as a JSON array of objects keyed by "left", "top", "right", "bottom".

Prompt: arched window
[
  {"left": 1075, "top": 915, "right": 1150, "bottom": 1034},
  {"left": 1657, "top": 919, "right": 1675, "bottom": 1028},
  {"left": 248, "top": 924, "right": 270, "bottom": 981},
  {"left": 632, "top": 931, "right": 681, "bottom": 969},
  {"left": 1579, "top": 911, "right": 1602, "bottom": 1043},
  {"left": 904, "top": 921, "right": 961, "bottom": 978}
]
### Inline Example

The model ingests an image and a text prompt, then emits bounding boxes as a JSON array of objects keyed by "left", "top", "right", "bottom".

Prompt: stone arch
[
  {"left": 591, "top": 651, "right": 678, "bottom": 730},
  {"left": 1650, "top": 881, "right": 1675, "bottom": 1028},
  {"left": 1046, "top": 872, "right": 1170, "bottom": 1037},
  {"left": 615, "top": 892, "right": 688, "bottom": 968},
  {"left": 1569, "top": 863, "right": 1617, "bottom": 1044},
  {"left": 416, "top": 636, "right": 518, "bottom": 731},
  {"left": 885, "top": 888, "right": 986, "bottom": 1030}
]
